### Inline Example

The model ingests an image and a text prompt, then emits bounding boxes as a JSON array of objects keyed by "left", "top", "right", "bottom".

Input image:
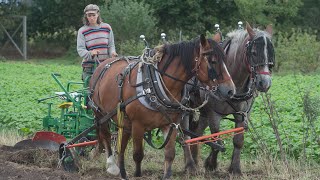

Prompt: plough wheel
[{"left": 58, "top": 143, "right": 80, "bottom": 172}]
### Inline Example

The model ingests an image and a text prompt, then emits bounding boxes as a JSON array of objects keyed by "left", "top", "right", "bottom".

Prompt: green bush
[
  {"left": 275, "top": 29, "right": 320, "bottom": 73},
  {"left": 100, "top": 0, "right": 157, "bottom": 52},
  {"left": 117, "top": 39, "right": 145, "bottom": 56}
]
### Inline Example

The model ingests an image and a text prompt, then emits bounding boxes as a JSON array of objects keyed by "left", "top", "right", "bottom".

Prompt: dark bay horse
[
  {"left": 89, "top": 34, "right": 235, "bottom": 179},
  {"left": 183, "top": 22, "right": 275, "bottom": 175}
]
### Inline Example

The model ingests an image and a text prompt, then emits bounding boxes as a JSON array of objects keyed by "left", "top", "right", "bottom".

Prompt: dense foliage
[
  {"left": 275, "top": 29, "right": 320, "bottom": 73},
  {"left": 1, "top": 0, "right": 320, "bottom": 72},
  {"left": 100, "top": 0, "right": 156, "bottom": 55}
]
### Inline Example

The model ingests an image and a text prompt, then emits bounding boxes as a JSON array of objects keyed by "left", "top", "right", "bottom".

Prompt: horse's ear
[
  {"left": 213, "top": 33, "right": 221, "bottom": 43},
  {"left": 246, "top": 21, "right": 255, "bottom": 40},
  {"left": 266, "top": 24, "right": 273, "bottom": 37},
  {"left": 200, "top": 34, "right": 207, "bottom": 46}
]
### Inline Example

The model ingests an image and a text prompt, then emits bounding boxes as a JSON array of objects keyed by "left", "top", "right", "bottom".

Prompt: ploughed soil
[
  {"left": 0, "top": 145, "right": 127, "bottom": 180},
  {"left": 0, "top": 144, "right": 240, "bottom": 180},
  {"left": 0, "top": 145, "right": 82, "bottom": 180},
  {"left": 2, "top": 143, "right": 309, "bottom": 180}
]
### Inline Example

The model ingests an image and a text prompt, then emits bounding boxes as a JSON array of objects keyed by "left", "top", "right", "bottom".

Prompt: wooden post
[{"left": 23, "top": 16, "right": 27, "bottom": 60}]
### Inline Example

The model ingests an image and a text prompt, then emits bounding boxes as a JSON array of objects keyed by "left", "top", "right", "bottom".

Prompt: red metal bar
[
  {"left": 185, "top": 127, "right": 244, "bottom": 144},
  {"left": 67, "top": 140, "right": 98, "bottom": 148}
]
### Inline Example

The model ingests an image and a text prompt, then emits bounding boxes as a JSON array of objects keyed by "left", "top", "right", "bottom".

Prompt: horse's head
[
  {"left": 195, "top": 34, "right": 235, "bottom": 99},
  {"left": 246, "top": 22, "right": 275, "bottom": 92}
]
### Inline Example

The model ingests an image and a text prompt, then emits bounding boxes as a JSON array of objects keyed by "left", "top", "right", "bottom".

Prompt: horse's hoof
[
  {"left": 185, "top": 164, "right": 197, "bottom": 175},
  {"left": 107, "top": 164, "right": 120, "bottom": 176},
  {"left": 204, "top": 159, "right": 217, "bottom": 171},
  {"left": 106, "top": 156, "right": 120, "bottom": 176},
  {"left": 162, "top": 177, "right": 171, "bottom": 180},
  {"left": 162, "top": 172, "right": 172, "bottom": 180},
  {"left": 228, "top": 168, "right": 242, "bottom": 176}
]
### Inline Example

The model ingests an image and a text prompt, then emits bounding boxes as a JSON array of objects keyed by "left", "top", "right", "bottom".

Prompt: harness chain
[
  {"left": 87, "top": 48, "right": 217, "bottom": 149},
  {"left": 213, "top": 34, "right": 273, "bottom": 124}
]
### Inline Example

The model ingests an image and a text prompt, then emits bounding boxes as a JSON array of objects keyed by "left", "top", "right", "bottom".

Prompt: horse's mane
[
  {"left": 226, "top": 28, "right": 272, "bottom": 42},
  {"left": 161, "top": 39, "right": 199, "bottom": 76},
  {"left": 161, "top": 38, "right": 224, "bottom": 76}
]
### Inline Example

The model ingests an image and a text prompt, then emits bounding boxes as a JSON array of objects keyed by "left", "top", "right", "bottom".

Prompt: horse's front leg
[
  {"left": 181, "top": 113, "right": 197, "bottom": 173},
  {"left": 228, "top": 114, "right": 245, "bottom": 175},
  {"left": 163, "top": 126, "right": 177, "bottom": 180},
  {"left": 189, "top": 114, "right": 209, "bottom": 166},
  {"left": 131, "top": 122, "right": 145, "bottom": 177},
  {"left": 204, "top": 113, "right": 222, "bottom": 171}
]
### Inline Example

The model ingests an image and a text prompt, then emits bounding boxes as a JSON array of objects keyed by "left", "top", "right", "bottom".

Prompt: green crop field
[{"left": 0, "top": 59, "right": 319, "bottom": 163}]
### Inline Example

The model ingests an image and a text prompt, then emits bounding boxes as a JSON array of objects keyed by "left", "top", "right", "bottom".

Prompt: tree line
[{"left": 0, "top": 0, "right": 319, "bottom": 72}]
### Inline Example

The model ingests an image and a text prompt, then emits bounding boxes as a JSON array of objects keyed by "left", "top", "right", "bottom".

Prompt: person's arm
[
  {"left": 77, "top": 29, "right": 93, "bottom": 61},
  {"left": 108, "top": 27, "right": 117, "bottom": 57}
]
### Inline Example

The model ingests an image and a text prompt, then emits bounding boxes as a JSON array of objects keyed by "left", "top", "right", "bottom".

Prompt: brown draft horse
[
  {"left": 89, "top": 34, "right": 235, "bottom": 179},
  {"left": 183, "top": 22, "right": 274, "bottom": 175}
]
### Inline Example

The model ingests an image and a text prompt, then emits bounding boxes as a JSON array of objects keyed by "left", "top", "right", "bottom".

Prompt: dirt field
[
  {"left": 0, "top": 145, "right": 82, "bottom": 180},
  {"left": 0, "top": 144, "right": 191, "bottom": 180},
  {"left": 0, "top": 144, "right": 236, "bottom": 180},
  {"left": 1, "top": 144, "right": 319, "bottom": 180}
]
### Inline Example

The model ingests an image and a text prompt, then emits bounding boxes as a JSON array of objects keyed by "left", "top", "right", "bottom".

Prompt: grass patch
[{"left": 0, "top": 128, "right": 26, "bottom": 146}]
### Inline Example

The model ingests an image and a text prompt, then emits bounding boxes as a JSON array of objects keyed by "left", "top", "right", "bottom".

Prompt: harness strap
[
  {"left": 117, "top": 63, "right": 137, "bottom": 102},
  {"left": 90, "top": 58, "right": 124, "bottom": 94},
  {"left": 117, "top": 73, "right": 125, "bottom": 101},
  {"left": 152, "top": 66, "right": 205, "bottom": 91},
  {"left": 143, "top": 124, "right": 176, "bottom": 149},
  {"left": 67, "top": 93, "right": 145, "bottom": 146}
]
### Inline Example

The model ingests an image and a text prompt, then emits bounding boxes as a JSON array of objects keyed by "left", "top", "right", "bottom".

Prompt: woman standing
[{"left": 77, "top": 4, "right": 118, "bottom": 81}]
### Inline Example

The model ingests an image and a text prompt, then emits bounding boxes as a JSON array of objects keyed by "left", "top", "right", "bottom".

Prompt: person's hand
[
  {"left": 91, "top": 49, "right": 100, "bottom": 57},
  {"left": 111, "top": 52, "right": 118, "bottom": 58}
]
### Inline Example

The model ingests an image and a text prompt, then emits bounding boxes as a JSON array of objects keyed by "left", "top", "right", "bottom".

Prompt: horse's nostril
[
  {"left": 228, "top": 90, "right": 234, "bottom": 97},
  {"left": 259, "top": 81, "right": 263, "bottom": 87}
]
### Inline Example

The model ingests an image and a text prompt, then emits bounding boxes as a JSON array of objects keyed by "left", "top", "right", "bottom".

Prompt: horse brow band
[{"left": 201, "top": 49, "right": 213, "bottom": 55}]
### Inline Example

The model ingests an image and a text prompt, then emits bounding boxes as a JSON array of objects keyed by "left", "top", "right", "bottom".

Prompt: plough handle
[
  {"left": 185, "top": 127, "right": 244, "bottom": 144},
  {"left": 67, "top": 140, "right": 98, "bottom": 148},
  {"left": 182, "top": 128, "right": 225, "bottom": 152},
  {"left": 37, "top": 90, "right": 82, "bottom": 103}
]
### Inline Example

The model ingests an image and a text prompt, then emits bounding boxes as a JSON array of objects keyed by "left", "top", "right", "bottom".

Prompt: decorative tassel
[{"left": 117, "top": 103, "right": 124, "bottom": 154}]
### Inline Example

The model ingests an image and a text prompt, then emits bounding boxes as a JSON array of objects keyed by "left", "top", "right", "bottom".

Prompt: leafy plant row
[{"left": 0, "top": 60, "right": 319, "bottom": 162}]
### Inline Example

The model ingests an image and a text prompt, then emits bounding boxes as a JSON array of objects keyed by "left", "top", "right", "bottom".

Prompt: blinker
[{"left": 208, "top": 66, "right": 217, "bottom": 80}]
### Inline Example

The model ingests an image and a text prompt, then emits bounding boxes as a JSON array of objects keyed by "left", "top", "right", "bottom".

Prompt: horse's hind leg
[
  {"left": 98, "top": 123, "right": 120, "bottom": 176},
  {"left": 118, "top": 129, "right": 131, "bottom": 179},
  {"left": 228, "top": 115, "right": 244, "bottom": 175}
]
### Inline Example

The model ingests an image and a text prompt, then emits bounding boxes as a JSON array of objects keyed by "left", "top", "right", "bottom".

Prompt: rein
[
  {"left": 157, "top": 71, "right": 210, "bottom": 112},
  {"left": 213, "top": 33, "right": 273, "bottom": 124},
  {"left": 152, "top": 66, "right": 209, "bottom": 92}
]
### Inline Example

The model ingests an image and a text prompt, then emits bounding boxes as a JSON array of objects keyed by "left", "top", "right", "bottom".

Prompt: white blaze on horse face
[
  {"left": 263, "top": 36, "right": 269, "bottom": 72},
  {"left": 222, "top": 62, "right": 231, "bottom": 79},
  {"left": 255, "top": 35, "right": 272, "bottom": 92}
]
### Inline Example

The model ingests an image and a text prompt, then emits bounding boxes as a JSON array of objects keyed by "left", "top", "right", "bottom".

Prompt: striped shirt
[{"left": 77, "top": 23, "right": 116, "bottom": 66}]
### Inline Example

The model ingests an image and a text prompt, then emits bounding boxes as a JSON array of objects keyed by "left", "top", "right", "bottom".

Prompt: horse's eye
[
  {"left": 252, "top": 52, "right": 257, "bottom": 56},
  {"left": 211, "top": 60, "right": 217, "bottom": 64},
  {"left": 209, "top": 57, "right": 217, "bottom": 64}
]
